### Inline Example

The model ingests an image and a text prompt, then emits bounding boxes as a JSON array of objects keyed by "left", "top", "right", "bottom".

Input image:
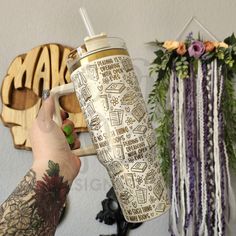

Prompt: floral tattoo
[{"left": 0, "top": 161, "right": 70, "bottom": 236}]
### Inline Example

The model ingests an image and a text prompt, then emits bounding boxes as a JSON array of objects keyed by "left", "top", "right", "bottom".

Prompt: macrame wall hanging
[{"left": 148, "top": 17, "right": 236, "bottom": 235}]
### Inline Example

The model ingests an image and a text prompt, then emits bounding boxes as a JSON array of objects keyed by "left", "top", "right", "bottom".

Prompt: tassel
[
  {"left": 197, "top": 60, "right": 208, "bottom": 236},
  {"left": 170, "top": 71, "right": 180, "bottom": 236},
  {"left": 169, "top": 59, "right": 235, "bottom": 236},
  {"left": 178, "top": 75, "right": 188, "bottom": 235},
  {"left": 204, "top": 62, "right": 215, "bottom": 236},
  {"left": 213, "top": 59, "right": 223, "bottom": 235}
]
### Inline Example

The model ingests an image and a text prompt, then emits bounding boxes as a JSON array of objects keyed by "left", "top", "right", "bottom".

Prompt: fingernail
[
  {"left": 66, "top": 133, "right": 75, "bottom": 145},
  {"left": 63, "top": 125, "right": 73, "bottom": 136},
  {"left": 42, "top": 89, "right": 50, "bottom": 100},
  {"left": 65, "top": 112, "right": 69, "bottom": 118}
]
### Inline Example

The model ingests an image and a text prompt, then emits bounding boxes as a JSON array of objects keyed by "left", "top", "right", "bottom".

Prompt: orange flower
[
  {"left": 204, "top": 41, "right": 215, "bottom": 52},
  {"left": 176, "top": 42, "right": 187, "bottom": 55}
]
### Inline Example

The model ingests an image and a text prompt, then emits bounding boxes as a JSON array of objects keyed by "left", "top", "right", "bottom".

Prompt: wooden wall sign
[{"left": 0, "top": 44, "right": 87, "bottom": 150}]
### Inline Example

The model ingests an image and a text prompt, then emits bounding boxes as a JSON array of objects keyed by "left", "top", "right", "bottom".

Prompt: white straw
[{"left": 79, "top": 7, "right": 95, "bottom": 37}]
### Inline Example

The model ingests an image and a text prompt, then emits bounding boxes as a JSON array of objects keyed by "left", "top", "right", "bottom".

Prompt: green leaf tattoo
[{"left": 46, "top": 160, "right": 60, "bottom": 177}]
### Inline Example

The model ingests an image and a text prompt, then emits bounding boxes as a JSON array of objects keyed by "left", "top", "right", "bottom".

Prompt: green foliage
[
  {"left": 155, "top": 109, "right": 172, "bottom": 183},
  {"left": 148, "top": 69, "right": 171, "bottom": 117},
  {"left": 222, "top": 68, "right": 236, "bottom": 170},
  {"left": 46, "top": 160, "right": 60, "bottom": 177},
  {"left": 150, "top": 50, "right": 171, "bottom": 78},
  {"left": 216, "top": 47, "right": 226, "bottom": 60},
  {"left": 148, "top": 51, "right": 172, "bottom": 182},
  {"left": 224, "top": 33, "right": 236, "bottom": 45},
  {"left": 175, "top": 56, "right": 189, "bottom": 79}
]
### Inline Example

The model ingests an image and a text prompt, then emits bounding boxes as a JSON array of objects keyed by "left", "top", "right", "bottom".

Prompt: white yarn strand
[
  {"left": 218, "top": 66, "right": 224, "bottom": 110},
  {"left": 198, "top": 61, "right": 208, "bottom": 236},
  {"left": 213, "top": 60, "right": 223, "bottom": 236},
  {"left": 175, "top": 76, "right": 181, "bottom": 233}
]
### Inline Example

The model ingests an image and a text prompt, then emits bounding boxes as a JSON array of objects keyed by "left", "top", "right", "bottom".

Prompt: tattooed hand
[
  {"left": 30, "top": 91, "right": 81, "bottom": 184},
  {"left": 0, "top": 91, "right": 82, "bottom": 235}
]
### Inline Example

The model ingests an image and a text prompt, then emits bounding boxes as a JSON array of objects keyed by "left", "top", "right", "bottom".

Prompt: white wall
[{"left": 0, "top": 0, "right": 236, "bottom": 235}]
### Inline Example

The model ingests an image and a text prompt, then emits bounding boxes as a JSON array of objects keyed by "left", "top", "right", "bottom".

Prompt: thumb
[{"left": 37, "top": 90, "right": 55, "bottom": 122}]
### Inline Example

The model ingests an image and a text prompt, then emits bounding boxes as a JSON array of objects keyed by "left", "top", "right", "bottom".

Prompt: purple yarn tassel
[
  {"left": 202, "top": 62, "right": 215, "bottom": 235},
  {"left": 169, "top": 71, "right": 180, "bottom": 236},
  {"left": 184, "top": 63, "right": 196, "bottom": 229}
]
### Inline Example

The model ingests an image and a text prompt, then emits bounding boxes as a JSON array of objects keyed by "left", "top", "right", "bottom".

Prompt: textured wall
[{"left": 0, "top": 0, "right": 236, "bottom": 235}]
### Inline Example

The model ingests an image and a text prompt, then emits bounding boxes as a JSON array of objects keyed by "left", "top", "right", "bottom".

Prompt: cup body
[{"left": 67, "top": 38, "right": 169, "bottom": 222}]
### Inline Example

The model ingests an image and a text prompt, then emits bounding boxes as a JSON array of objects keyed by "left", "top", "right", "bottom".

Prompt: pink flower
[{"left": 188, "top": 41, "right": 205, "bottom": 58}]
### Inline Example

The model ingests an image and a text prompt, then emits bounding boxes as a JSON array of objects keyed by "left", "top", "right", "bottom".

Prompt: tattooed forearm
[{"left": 0, "top": 161, "right": 70, "bottom": 236}]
